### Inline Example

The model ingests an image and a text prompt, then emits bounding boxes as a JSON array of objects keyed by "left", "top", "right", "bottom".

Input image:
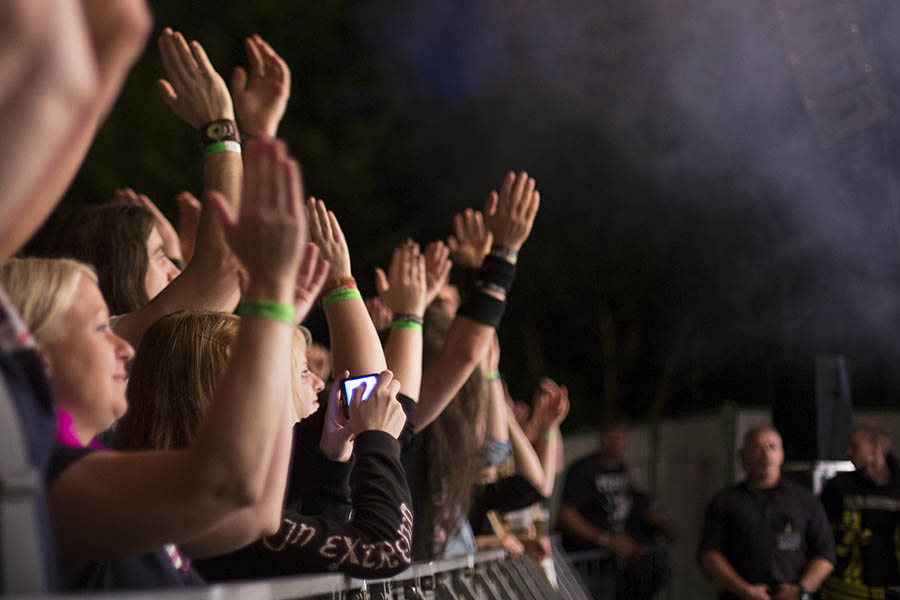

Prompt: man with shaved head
[
  {"left": 819, "top": 426, "right": 900, "bottom": 599},
  {"left": 698, "top": 426, "right": 835, "bottom": 600}
]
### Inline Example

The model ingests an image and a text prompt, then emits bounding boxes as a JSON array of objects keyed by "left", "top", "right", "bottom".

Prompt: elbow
[{"left": 259, "top": 506, "right": 283, "bottom": 537}]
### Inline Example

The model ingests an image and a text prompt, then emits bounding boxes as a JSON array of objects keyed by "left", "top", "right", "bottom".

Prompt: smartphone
[{"left": 342, "top": 374, "right": 379, "bottom": 418}]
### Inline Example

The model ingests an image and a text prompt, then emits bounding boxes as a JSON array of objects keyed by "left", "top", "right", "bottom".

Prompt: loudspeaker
[{"left": 771, "top": 354, "right": 852, "bottom": 460}]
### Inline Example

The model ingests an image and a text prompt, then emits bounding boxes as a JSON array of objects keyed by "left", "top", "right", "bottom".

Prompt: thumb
[
  {"left": 374, "top": 267, "right": 389, "bottom": 298},
  {"left": 484, "top": 190, "right": 499, "bottom": 217},
  {"left": 157, "top": 79, "right": 178, "bottom": 109},
  {"left": 231, "top": 66, "right": 248, "bottom": 93}
]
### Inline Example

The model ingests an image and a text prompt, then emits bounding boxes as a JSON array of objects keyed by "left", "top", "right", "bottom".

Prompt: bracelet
[
  {"left": 543, "top": 429, "right": 557, "bottom": 440},
  {"left": 490, "top": 245, "right": 518, "bottom": 265},
  {"left": 199, "top": 119, "right": 240, "bottom": 145},
  {"left": 322, "top": 287, "right": 362, "bottom": 309},
  {"left": 204, "top": 140, "right": 242, "bottom": 157},
  {"left": 235, "top": 298, "right": 295, "bottom": 326},
  {"left": 323, "top": 276, "right": 356, "bottom": 292},
  {"left": 390, "top": 320, "right": 423, "bottom": 333},
  {"left": 457, "top": 288, "right": 506, "bottom": 329},
  {"left": 485, "top": 371, "right": 501, "bottom": 382},
  {"left": 392, "top": 313, "right": 424, "bottom": 326}
]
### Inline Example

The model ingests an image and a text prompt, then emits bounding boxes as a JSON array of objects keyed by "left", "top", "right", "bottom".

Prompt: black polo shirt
[{"left": 699, "top": 477, "right": 835, "bottom": 600}]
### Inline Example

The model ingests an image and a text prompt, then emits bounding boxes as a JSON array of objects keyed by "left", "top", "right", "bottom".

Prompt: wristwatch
[{"left": 799, "top": 584, "right": 812, "bottom": 600}]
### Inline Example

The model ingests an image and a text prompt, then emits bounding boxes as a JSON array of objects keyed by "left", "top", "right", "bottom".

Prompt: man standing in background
[
  {"left": 699, "top": 426, "right": 835, "bottom": 600},
  {"left": 819, "top": 426, "right": 900, "bottom": 599}
]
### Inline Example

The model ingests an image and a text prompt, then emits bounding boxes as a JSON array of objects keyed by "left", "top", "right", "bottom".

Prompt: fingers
[
  {"left": 189, "top": 39, "right": 217, "bottom": 78},
  {"left": 245, "top": 35, "right": 266, "bottom": 77},
  {"left": 498, "top": 172, "right": 515, "bottom": 210},
  {"left": 525, "top": 190, "right": 540, "bottom": 224},
  {"left": 254, "top": 35, "right": 289, "bottom": 84}
]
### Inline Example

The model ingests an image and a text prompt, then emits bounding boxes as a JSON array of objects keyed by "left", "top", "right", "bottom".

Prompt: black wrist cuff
[
  {"left": 477, "top": 254, "right": 516, "bottom": 292},
  {"left": 457, "top": 289, "right": 506, "bottom": 328}
]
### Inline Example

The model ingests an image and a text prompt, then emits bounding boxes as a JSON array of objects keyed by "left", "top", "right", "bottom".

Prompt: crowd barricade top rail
[{"left": 8, "top": 546, "right": 597, "bottom": 600}]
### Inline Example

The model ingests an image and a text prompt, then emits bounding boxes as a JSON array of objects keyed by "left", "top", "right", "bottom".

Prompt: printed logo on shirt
[
  {"left": 776, "top": 522, "right": 802, "bottom": 551},
  {"left": 262, "top": 502, "right": 414, "bottom": 572}
]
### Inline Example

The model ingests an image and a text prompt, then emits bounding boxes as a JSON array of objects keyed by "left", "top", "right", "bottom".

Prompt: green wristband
[
  {"left": 485, "top": 371, "right": 501, "bottom": 382},
  {"left": 235, "top": 298, "right": 295, "bottom": 325},
  {"left": 390, "top": 320, "right": 423, "bottom": 333},
  {"left": 322, "top": 288, "right": 362, "bottom": 309},
  {"left": 204, "top": 140, "right": 242, "bottom": 157}
]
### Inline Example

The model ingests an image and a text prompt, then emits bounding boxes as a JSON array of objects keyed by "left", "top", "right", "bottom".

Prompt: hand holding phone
[
  {"left": 346, "top": 370, "right": 406, "bottom": 439},
  {"left": 342, "top": 374, "right": 379, "bottom": 419}
]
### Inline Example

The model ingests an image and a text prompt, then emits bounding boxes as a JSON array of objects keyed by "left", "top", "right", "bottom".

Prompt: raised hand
[
  {"left": 293, "top": 243, "right": 329, "bottom": 325},
  {"left": 207, "top": 137, "right": 305, "bottom": 296},
  {"left": 484, "top": 171, "right": 540, "bottom": 253},
  {"left": 306, "top": 197, "right": 352, "bottom": 280},
  {"left": 447, "top": 208, "right": 492, "bottom": 268},
  {"left": 365, "top": 296, "right": 393, "bottom": 331},
  {"left": 530, "top": 378, "right": 570, "bottom": 431},
  {"left": 113, "top": 187, "right": 183, "bottom": 263},
  {"left": 348, "top": 370, "right": 406, "bottom": 439},
  {"left": 320, "top": 371, "right": 354, "bottom": 462},
  {"left": 175, "top": 191, "right": 203, "bottom": 263},
  {"left": 423, "top": 241, "right": 452, "bottom": 306},
  {"left": 158, "top": 28, "right": 235, "bottom": 129},
  {"left": 375, "top": 241, "right": 427, "bottom": 316},
  {"left": 232, "top": 35, "right": 291, "bottom": 138}
]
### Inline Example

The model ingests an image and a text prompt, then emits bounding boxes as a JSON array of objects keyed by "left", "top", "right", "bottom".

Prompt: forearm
[
  {"left": 508, "top": 414, "right": 547, "bottom": 497},
  {"left": 417, "top": 316, "right": 493, "bottom": 431},
  {"left": 384, "top": 329, "right": 423, "bottom": 401},
  {"left": 798, "top": 557, "right": 833, "bottom": 591},
  {"left": 485, "top": 380, "right": 508, "bottom": 443},
  {"left": 556, "top": 504, "right": 606, "bottom": 546},
  {"left": 191, "top": 282, "right": 294, "bottom": 506},
  {"left": 113, "top": 153, "right": 243, "bottom": 348},
  {"left": 536, "top": 429, "right": 558, "bottom": 497},
  {"left": 180, "top": 398, "right": 293, "bottom": 558},
  {"left": 699, "top": 550, "right": 751, "bottom": 598},
  {"left": 326, "top": 297, "right": 388, "bottom": 377},
  {"left": 0, "top": 1, "right": 149, "bottom": 260}
]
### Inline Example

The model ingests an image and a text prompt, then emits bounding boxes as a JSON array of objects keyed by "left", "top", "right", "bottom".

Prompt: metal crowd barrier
[{"left": 10, "top": 547, "right": 596, "bottom": 600}]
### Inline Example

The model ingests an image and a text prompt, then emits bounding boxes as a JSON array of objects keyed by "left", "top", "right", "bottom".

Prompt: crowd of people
[
  {"left": 1, "top": 3, "right": 899, "bottom": 599},
  {"left": 0, "top": 1, "right": 567, "bottom": 594}
]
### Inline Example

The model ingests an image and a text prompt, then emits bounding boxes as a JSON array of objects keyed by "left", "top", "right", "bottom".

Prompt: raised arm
[
  {"left": 50, "top": 138, "right": 307, "bottom": 559},
  {"left": 307, "top": 197, "right": 387, "bottom": 377},
  {"left": 114, "top": 29, "right": 242, "bottom": 348},
  {"left": 526, "top": 378, "right": 569, "bottom": 496},
  {"left": 417, "top": 172, "right": 540, "bottom": 431},
  {"left": 0, "top": 0, "right": 151, "bottom": 260},
  {"left": 376, "top": 242, "right": 427, "bottom": 401}
]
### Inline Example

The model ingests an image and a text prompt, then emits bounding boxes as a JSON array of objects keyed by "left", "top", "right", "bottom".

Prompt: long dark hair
[
  {"left": 45, "top": 203, "right": 155, "bottom": 315},
  {"left": 415, "top": 304, "right": 485, "bottom": 559}
]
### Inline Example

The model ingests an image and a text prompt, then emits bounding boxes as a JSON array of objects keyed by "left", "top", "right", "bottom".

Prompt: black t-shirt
[
  {"left": 46, "top": 445, "right": 204, "bottom": 591},
  {"left": 559, "top": 454, "right": 650, "bottom": 551},
  {"left": 699, "top": 477, "right": 836, "bottom": 600},
  {"left": 195, "top": 430, "right": 413, "bottom": 580},
  {"left": 820, "top": 457, "right": 900, "bottom": 588},
  {"left": 1, "top": 348, "right": 60, "bottom": 592}
]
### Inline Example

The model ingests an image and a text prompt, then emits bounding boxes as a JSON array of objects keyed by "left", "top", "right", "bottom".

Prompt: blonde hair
[
  {"left": 0, "top": 257, "right": 98, "bottom": 341},
  {"left": 117, "top": 310, "right": 308, "bottom": 451}
]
